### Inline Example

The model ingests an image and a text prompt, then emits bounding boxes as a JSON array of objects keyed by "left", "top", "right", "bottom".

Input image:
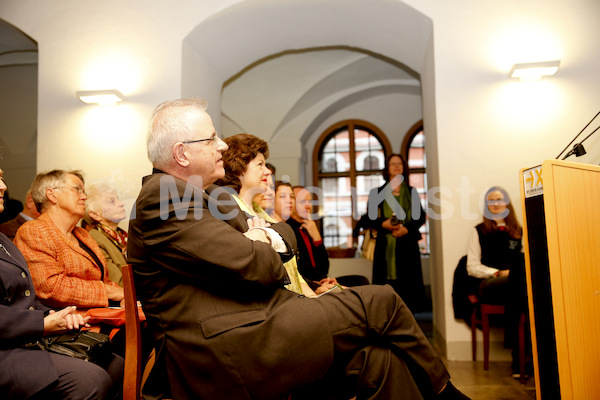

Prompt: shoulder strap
[
  {"left": 77, "top": 238, "right": 105, "bottom": 279},
  {"left": 0, "top": 270, "right": 9, "bottom": 306}
]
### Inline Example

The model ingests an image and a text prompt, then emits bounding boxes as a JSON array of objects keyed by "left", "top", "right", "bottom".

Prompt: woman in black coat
[
  {"left": 367, "top": 154, "right": 427, "bottom": 313},
  {"left": 0, "top": 168, "right": 123, "bottom": 400}
]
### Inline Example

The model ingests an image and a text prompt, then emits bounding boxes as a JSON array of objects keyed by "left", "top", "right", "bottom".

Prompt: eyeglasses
[
  {"left": 182, "top": 133, "right": 220, "bottom": 145},
  {"left": 53, "top": 186, "right": 86, "bottom": 196}
]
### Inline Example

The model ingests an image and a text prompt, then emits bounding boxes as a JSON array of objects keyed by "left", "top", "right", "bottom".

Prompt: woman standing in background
[{"left": 367, "top": 153, "right": 427, "bottom": 313}]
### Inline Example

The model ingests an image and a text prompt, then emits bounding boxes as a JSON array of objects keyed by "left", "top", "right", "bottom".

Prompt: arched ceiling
[
  {"left": 183, "top": 0, "right": 432, "bottom": 143},
  {"left": 0, "top": 19, "right": 37, "bottom": 67},
  {"left": 222, "top": 47, "right": 420, "bottom": 141}
]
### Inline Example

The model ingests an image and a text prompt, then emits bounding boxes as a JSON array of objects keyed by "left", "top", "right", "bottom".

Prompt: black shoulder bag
[{"left": 31, "top": 330, "right": 113, "bottom": 367}]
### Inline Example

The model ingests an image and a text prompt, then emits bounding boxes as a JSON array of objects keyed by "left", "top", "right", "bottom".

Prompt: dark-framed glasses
[{"left": 182, "top": 133, "right": 220, "bottom": 145}]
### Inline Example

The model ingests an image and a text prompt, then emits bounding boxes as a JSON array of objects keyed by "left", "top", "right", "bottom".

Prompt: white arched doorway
[{"left": 181, "top": 0, "right": 446, "bottom": 344}]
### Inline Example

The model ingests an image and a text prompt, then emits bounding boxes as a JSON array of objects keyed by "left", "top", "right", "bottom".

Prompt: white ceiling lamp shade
[
  {"left": 509, "top": 60, "right": 560, "bottom": 82},
  {"left": 76, "top": 89, "right": 125, "bottom": 105}
]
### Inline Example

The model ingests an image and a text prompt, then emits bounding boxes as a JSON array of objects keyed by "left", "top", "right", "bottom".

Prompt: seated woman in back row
[
  {"left": 14, "top": 169, "right": 124, "bottom": 309},
  {"left": 467, "top": 186, "right": 529, "bottom": 377},
  {"left": 0, "top": 167, "right": 123, "bottom": 400}
]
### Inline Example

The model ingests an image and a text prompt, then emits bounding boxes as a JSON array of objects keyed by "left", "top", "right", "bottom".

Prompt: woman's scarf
[
  {"left": 97, "top": 224, "right": 128, "bottom": 257},
  {"left": 382, "top": 182, "right": 412, "bottom": 280}
]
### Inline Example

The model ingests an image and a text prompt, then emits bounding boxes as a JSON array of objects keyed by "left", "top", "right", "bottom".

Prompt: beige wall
[
  {"left": 0, "top": 63, "right": 37, "bottom": 201},
  {"left": 1, "top": 0, "right": 599, "bottom": 360}
]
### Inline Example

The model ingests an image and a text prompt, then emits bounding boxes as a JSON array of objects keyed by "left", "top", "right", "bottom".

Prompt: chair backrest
[
  {"left": 452, "top": 255, "right": 483, "bottom": 321},
  {"left": 122, "top": 264, "right": 142, "bottom": 400}
]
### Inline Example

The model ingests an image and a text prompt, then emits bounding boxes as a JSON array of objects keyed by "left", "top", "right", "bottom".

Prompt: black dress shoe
[{"left": 435, "top": 382, "right": 471, "bottom": 400}]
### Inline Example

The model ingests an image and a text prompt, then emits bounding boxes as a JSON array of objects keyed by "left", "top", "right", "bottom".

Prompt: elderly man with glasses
[{"left": 128, "top": 97, "right": 469, "bottom": 400}]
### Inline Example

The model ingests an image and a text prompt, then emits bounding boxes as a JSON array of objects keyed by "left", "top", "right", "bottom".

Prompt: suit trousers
[{"left": 294, "top": 284, "right": 449, "bottom": 400}]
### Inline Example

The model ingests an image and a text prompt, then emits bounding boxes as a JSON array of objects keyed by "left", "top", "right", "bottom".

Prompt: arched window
[
  {"left": 313, "top": 120, "right": 392, "bottom": 248},
  {"left": 362, "top": 155, "right": 380, "bottom": 170},
  {"left": 401, "top": 120, "right": 429, "bottom": 255}
]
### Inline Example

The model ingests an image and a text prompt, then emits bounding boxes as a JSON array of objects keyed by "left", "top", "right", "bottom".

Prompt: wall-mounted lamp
[
  {"left": 509, "top": 60, "right": 560, "bottom": 82},
  {"left": 76, "top": 89, "right": 125, "bottom": 105}
]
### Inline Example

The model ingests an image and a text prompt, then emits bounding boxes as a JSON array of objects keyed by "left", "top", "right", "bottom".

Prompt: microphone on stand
[
  {"left": 560, "top": 125, "right": 600, "bottom": 160},
  {"left": 561, "top": 143, "right": 586, "bottom": 159},
  {"left": 556, "top": 110, "right": 600, "bottom": 160}
]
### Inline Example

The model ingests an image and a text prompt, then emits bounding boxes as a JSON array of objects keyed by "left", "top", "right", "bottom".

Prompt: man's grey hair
[{"left": 147, "top": 97, "right": 209, "bottom": 169}]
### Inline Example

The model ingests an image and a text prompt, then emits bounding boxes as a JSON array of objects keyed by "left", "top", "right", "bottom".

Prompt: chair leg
[
  {"left": 141, "top": 349, "right": 156, "bottom": 391},
  {"left": 519, "top": 312, "right": 526, "bottom": 384},
  {"left": 471, "top": 310, "right": 477, "bottom": 361},
  {"left": 482, "top": 310, "right": 490, "bottom": 371}
]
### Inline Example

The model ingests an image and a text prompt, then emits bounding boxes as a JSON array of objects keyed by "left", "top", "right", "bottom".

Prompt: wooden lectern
[{"left": 520, "top": 160, "right": 600, "bottom": 399}]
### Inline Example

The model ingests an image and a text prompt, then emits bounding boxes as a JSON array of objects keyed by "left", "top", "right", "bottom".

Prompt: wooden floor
[
  {"left": 415, "top": 312, "right": 537, "bottom": 400},
  {"left": 439, "top": 350, "right": 536, "bottom": 399}
]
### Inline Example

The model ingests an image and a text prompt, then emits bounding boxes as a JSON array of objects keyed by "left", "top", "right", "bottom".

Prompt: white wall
[
  {"left": 405, "top": 0, "right": 600, "bottom": 358},
  {"left": 1, "top": 0, "right": 599, "bottom": 361}
]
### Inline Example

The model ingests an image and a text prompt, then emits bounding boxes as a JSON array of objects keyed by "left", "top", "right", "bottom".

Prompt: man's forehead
[
  {"left": 190, "top": 109, "right": 212, "bottom": 123},
  {"left": 294, "top": 188, "right": 312, "bottom": 201}
]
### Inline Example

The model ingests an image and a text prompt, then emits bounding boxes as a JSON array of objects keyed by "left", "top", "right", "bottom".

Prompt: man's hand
[
  {"left": 301, "top": 217, "right": 322, "bottom": 242},
  {"left": 315, "top": 281, "right": 337, "bottom": 295},
  {"left": 244, "top": 217, "right": 273, "bottom": 244},
  {"left": 243, "top": 228, "right": 271, "bottom": 244},
  {"left": 43, "top": 306, "right": 91, "bottom": 335},
  {"left": 246, "top": 216, "right": 270, "bottom": 228},
  {"left": 318, "top": 277, "right": 339, "bottom": 287}
]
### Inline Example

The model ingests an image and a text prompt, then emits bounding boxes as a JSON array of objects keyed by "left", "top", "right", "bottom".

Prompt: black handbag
[{"left": 28, "top": 330, "right": 113, "bottom": 367}]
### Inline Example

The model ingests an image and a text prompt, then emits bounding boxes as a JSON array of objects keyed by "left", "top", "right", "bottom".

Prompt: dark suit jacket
[
  {"left": 286, "top": 217, "right": 330, "bottom": 282},
  {"left": 127, "top": 172, "right": 333, "bottom": 400},
  {"left": 0, "top": 214, "right": 27, "bottom": 241},
  {"left": 0, "top": 233, "right": 56, "bottom": 400}
]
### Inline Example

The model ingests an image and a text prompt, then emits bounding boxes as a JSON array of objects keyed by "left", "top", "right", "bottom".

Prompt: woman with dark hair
[
  {"left": 466, "top": 186, "right": 529, "bottom": 377},
  {"left": 217, "top": 134, "right": 316, "bottom": 296},
  {"left": 271, "top": 180, "right": 294, "bottom": 223},
  {"left": 367, "top": 153, "right": 427, "bottom": 313},
  {"left": 466, "top": 186, "right": 522, "bottom": 301}
]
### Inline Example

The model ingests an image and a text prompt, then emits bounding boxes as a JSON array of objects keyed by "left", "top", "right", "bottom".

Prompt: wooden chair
[
  {"left": 470, "top": 296, "right": 527, "bottom": 384},
  {"left": 122, "top": 264, "right": 146, "bottom": 400}
]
